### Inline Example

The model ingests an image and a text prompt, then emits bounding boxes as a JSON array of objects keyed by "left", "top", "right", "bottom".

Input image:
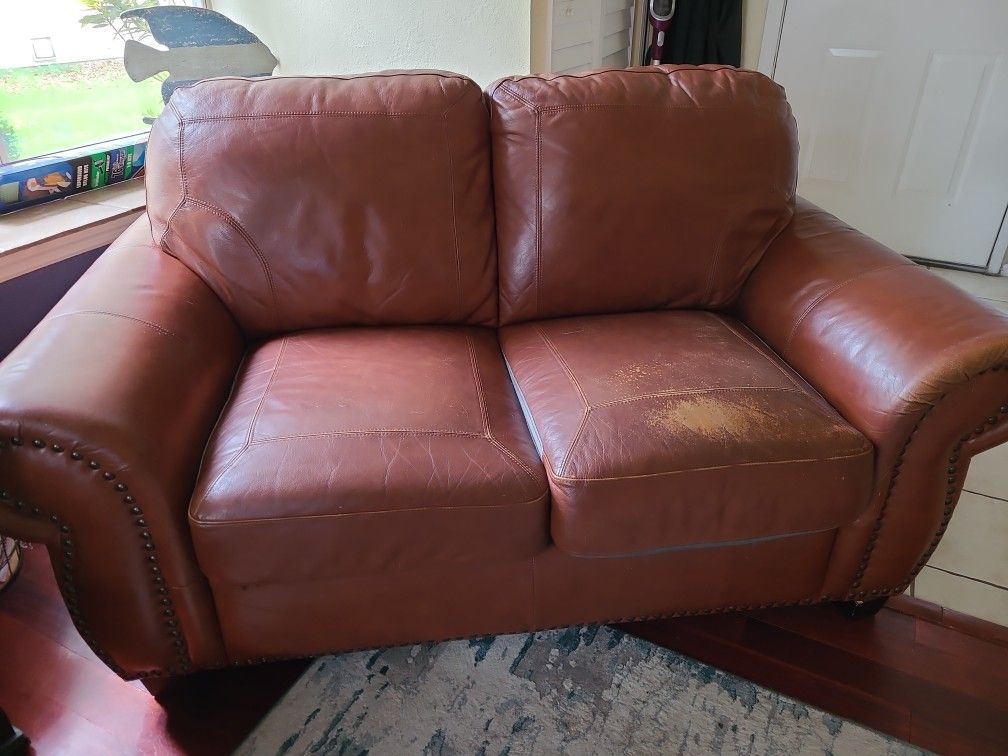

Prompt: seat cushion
[
  {"left": 500, "top": 311, "right": 874, "bottom": 557},
  {"left": 487, "top": 65, "right": 798, "bottom": 324},
  {"left": 146, "top": 73, "right": 497, "bottom": 337},
  {"left": 189, "top": 327, "right": 548, "bottom": 585}
]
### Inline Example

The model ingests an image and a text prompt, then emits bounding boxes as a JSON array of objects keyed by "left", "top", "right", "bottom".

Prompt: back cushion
[
  {"left": 146, "top": 72, "right": 497, "bottom": 337},
  {"left": 487, "top": 65, "right": 798, "bottom": 324}
]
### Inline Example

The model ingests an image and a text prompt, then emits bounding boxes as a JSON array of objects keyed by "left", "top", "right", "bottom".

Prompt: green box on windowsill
[{"left": 0, "top": 135, "right": 146, "bottom": 216}]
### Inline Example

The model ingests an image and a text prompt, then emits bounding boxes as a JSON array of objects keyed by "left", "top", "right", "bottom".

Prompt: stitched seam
[
  {"left": 160, "top": 101, "right": 186, "bottom": 250},
  {"left": 442, "top": 80, "right": 465, "bottom": 321},
  {"left": 559, "top": 410, "right": 592, "bottom": 477},
  {"left": 199, "top": 338, "right": 288, "bottom": 501},
  {"left": 783, "top": 262, "right": 914, "bottom": 354},
  {"left": 250, "top": 429, "right": 483, "bottom": 444},
  {"left": 594, "top": 385, "right": 806, "bottom": 409},
  {"left": 466, "top": 334, "right": 493, "bottom": 436},
  {"left": 466, "top": 335, "right": 540, "bottom": 482},
  {"left": 548, "top": 446, "right": 873, "bottom": 484},
  {"left": 173, "top": 71, "right": 473, "bottom": 98},
  {"left": 534, "top": 110, "right": 542, "bottom": 317},
  {"left": 185, "top": 112, "right": 436, "bottom": 122},
  {"left": 184, "top": 197, "right": 281, "bottom": 330},
  {"left": 191, "top": 491, "right": 549, "bottom": 526},
  {"left": 496, "top": 85, "right": 543, "bottom": 319},
  {"left": 46, "top": 310, "right": 179, "bottom": 340},
  {"left": 506, "top": 64, "right": 762, "bottom": 86},
  {"left": 702, "top": 234, "right": 727, "bottom": 304},
  {"left": 485, "top": 437, "right": 541, "bottom": 484},
  {"left": 536, "top": 328, "right": 592, "bottom": 474},
  {"left": 536, "top": 103, "right": 781, "bottom": 114},
  {"left": 852, "top": 364, "right": 1008, "bottom": 589},
  {"left": 713, "top": 313, "right": 803, "bottom": 391},
  {"left": 179, "top": 590, "right": 918, "bottom": 675}
]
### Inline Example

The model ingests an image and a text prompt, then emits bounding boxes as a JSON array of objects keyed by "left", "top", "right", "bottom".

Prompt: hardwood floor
[{"left": 1, "top": 546, "right": 1006, "bottom": 755}]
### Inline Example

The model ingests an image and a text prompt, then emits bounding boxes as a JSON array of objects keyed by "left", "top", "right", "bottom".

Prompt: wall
[
  {"left": 0, "top": 0, "right": 123, "bottom": 69},
  {"left": 210, "top": 0, "right": 532, "bottom": 86},
  {"left": 0, "top": 249, "right": 102, "bottom": 360},
  {"left": 742, "top": 0, "right": 770, "bottom": 70}
]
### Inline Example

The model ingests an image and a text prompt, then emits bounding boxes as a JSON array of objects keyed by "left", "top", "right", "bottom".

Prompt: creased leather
[
  {"left": 190, "top": 327, "right": 548, "bottom": 585},
  {"left": 0, "top": 218, "right": 242, "bottom": 675},
  {"left": 487, "top": 65, "right": 798, "bottom": 324},
  {"left": 501, "top": 310, "right": 873, "bottom": 556},
  {"left": 147, "top": 72, "right": 498, "bottom": 337},
  {"left": 738, "top": 199, "right": 1008, "bottom": 594}
]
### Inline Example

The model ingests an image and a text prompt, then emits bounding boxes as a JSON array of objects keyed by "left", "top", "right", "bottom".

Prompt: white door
[
  {"left": 548, "top": 0, "right": 635, "bottom": 74},
  {"left": 768, "top": 0, "right": 1008, "bottom": 268}
]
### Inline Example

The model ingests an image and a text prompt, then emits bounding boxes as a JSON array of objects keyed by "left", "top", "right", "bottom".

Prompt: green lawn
[{"left": 0, "top": 61, "right": 163, "bottom": 162}]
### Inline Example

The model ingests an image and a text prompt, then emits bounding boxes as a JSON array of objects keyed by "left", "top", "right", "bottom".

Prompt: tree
[{"left": 79, "top": 0, "right": 157, "bottom": 43}]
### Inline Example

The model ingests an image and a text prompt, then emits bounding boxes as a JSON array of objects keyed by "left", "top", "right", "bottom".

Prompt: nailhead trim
[
  {"left": 183, "top": 585, "right": 912, "bottom": 677},
  {"left": 1, "top": 436, "right": 193, "bottom": 676},
  {"left": 849, "top": 370, "right": 1008, "bottom": 594}
]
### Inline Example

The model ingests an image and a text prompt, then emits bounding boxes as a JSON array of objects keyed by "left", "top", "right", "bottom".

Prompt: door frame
[{"left": 755, "top": 0, "right": 1008, "bottom": 274}]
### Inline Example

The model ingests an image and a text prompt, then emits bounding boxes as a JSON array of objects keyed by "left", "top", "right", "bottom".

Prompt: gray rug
[{"left": 238, "top": 625, "right": 923, "bottom": 755}]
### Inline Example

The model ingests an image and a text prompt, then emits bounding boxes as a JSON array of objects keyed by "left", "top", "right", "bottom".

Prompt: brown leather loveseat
[{"left": 2, "top": 66, "right": 1007, "bottom": 682}]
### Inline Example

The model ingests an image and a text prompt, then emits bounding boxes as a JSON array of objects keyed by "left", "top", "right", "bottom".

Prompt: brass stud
[
  {"left": 135, "top": 519, "right": 146, "bottom": 527},
  {"left": 14, "top": 501, "right": 25, "bottom": 509},
  {"left": 63, "top": 550, "right": 72, "bottom": 559},
  {"left": 140, "top": 531, "right": 151, "bottom": 540},
  {"left": 949, "top": 455, "right": 959, "bottom": 463},
  {"left": 52, "top": 444, "right": 63, "bottom": 453},
  {"left": 947, "top": 486, "right": 956, "bottom": 494},
  {"left": 147, "top": 554, "right": 156, "bottom": 561},
  {"left": 153, "top": 576, "right": 164, "bottom": 584},
  {"left": 102, "top": 472, "right": 115, "bottom": 481},
  {"left": 129, "top": 506, "right": 141, "bottom": 515},
  {"left": 10, "top": 437, "right": 22, "bottom": 446},
  {"left": 975, "top": 425, "right": 985, "bottom": 434},
  {"left": 124, "top": 495, "right": 135, "bottom": 504},
  {"left": 947, "top": 466, "right": 956, "bottom": 474},
  {"left": 60, "top": 525, "right": 70, "bottom": 533},
  {"left": 988, "top": 416, "right": 998, "bottom": 425},
  {"left": 150, "top": 565, "right": 160, "bottom": 573},
  {"left": 114, "top": 483, "right": 127, "bottom": 492},
  {"left": 144, "top": 543, "right": 154, "bottom": 550},
  {"left": 31, "top": 506, "right": 41, "bottom": 515},
  {"left": 0, "top": 491, "right": 8, "bottom": 500},
  {"left": 70, "top": 451, "right": 82, "bottom": 460},
  {"left": 1000, "top": 405, "right": 1008, "bottom": 413},
  {"left": 32, "top": 439, "right": 45, "bottom": 449}
]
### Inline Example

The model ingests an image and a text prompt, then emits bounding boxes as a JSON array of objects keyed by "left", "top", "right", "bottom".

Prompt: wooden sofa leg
[{"left": 836, "top": 597, "right": 889, "bottom": 620}]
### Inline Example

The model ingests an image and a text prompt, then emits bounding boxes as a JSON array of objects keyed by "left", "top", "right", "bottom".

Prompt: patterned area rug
[{"left": 239, "top": 625, "right": 922, "bottom": 755}]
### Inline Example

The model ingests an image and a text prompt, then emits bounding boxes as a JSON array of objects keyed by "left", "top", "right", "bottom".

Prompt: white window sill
[{"left": 0, "top": 180, "right": 146, "bottom": 284}]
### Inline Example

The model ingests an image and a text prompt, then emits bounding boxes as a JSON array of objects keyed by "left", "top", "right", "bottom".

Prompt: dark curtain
[{"left": 657, "top": 0, "right": 743, "bottom": 67}]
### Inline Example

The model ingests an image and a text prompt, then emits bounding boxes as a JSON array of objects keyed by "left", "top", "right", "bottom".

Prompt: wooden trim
[
  {"left": 0, "top": 180, "right": 145, "bottom": 283},
  {"left": 888, "top": 594, "right": 1008, "bottom": 648},
  {"left": 0, "top": 209, "right": 143, "bottom": 283}
]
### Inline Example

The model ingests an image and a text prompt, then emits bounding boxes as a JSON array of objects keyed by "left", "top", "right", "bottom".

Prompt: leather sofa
[{"left": 2, "top": 65, "right": 1007, "bottom": 682}]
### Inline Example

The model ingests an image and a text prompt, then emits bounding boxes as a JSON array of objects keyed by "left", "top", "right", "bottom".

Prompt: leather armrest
[
  {"left": 738, "top": 199, "right": 1008, "bottom": 596},
  {"left": 0, "top": 217, "right": 243, "bottom": 677}
]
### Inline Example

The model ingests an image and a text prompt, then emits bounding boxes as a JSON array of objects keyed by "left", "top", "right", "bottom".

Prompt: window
[{"left": 0, "top": 0, "right": 203, "bottom": 165}]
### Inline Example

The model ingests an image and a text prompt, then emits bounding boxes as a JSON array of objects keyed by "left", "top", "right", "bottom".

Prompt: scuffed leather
[
  {"left": 501, "top": 311, "right": 873, "bottom": 556},
  {"left": 146, "top": 72, "right": 498, "bottom": 337},
  {"left": 4, "top": 69, "right": 1008, "bottom": 678},
  {"left": 190, "top": 327, "right": 548, "bottom": 585},
  {"left": 487, "top": 65, "right": 798, "bottom": 324},
  {"left": 739, "top": 199, "right": 1008, "bottom": 594},
  {"left": 0, "top": 218, "right": 242, "bottom": 676}
]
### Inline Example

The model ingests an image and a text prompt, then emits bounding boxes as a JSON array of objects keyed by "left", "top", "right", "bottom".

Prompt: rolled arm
[
  {"left": 0, "top": 217, "right": 243, "bottom": 678},
  {"left": 738, "top": 199, "right": 1008, "bottom": 597}
]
